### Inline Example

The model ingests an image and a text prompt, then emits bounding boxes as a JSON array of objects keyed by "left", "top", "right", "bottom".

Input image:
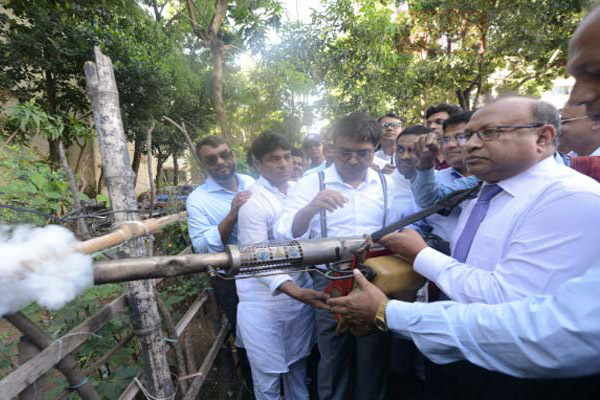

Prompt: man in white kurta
[{"left": 237, "top": 131, "right": 326, "bottom": 400}]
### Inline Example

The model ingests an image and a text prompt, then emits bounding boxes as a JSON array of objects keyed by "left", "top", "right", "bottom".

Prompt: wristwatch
[{"left": 374, "top": 298, "right": 390, "bottom": 332}]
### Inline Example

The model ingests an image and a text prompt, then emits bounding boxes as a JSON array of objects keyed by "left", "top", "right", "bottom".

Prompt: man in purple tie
[
  {"left": 329, "top": 7, "right": 600, "bottom": 396},
  {"left": 334, "top": 96, "right": 600, "bottom": 398}
]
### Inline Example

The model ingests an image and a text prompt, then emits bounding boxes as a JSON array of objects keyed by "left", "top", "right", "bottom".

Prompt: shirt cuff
[
  {"left": 386, "top": 300, "right": 412, "bottom": 337},
  {"left": 414, "top": 247, "right": 454, "bottom": 281}
]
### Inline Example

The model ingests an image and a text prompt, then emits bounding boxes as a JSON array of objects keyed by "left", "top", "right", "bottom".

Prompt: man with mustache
[
  {"left": 329, "top": 7, "right": 600, "bottom": 392},
  {"left": 186, "top": 135, "right": 255, "bottom": 389},
  {"left": 276, "top": 112, "right": 403, "bottom": 400}
]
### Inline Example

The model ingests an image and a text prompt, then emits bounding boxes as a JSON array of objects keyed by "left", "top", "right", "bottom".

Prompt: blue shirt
[
  {"left": 410, "top": 152, "right": 570, "bottom": 209},
  {"left": 186, "top": 174, "right": 255, "bottom": 253},
  {"left": 418, "top": 167, "right": 465, "bottom": 241}
]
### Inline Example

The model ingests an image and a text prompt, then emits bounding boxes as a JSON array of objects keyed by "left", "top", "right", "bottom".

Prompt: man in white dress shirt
[
  {"left": 276, "top": 112, "right": 403, "bottom": 400},
  {"left": 330, "top": 85, "right": 600, "bottom": 397},
  {"left": 375, "top": 112, "right": 404, "bottom": 174},
  {"left": 559, "top": 103, "right": 600, "bottom": 156},
  {"left": 237, "top": 131, "right": 328, "bottom": 400}
]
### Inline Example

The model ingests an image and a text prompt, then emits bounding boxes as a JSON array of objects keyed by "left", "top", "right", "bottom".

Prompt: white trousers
[{"left": 251, "top": 358, "right": 309, "bottom": 400}]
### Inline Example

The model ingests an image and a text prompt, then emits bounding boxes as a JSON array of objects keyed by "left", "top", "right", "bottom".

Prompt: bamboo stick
[{"left": 75, "top": 211, "right": 187, "bottom": 255}]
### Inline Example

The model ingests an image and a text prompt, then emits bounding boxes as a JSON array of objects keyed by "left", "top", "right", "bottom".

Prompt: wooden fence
[
  {"left": 1, "top": 233, "right": 237, "bottom": 399},
  {"left": 0, "top": 46, "right": 238, "bottom": 399}
]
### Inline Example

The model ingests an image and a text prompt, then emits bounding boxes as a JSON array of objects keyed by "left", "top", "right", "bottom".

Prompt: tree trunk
[
  {"left": 84, "top": 47, "right": 175, "bottom": 399},
  {"left": 172, "top": 149, "right": 179, "bottom": 186},
  {"left": 132, "top": 133, "right": 143, "bottom": 187},
  {"left": 97, "top": 167, "right": 104, "bottom": 196},
  {"left": 156, "top": 156, "right": 164, "bottom": 190},
  {"left": 211, "top": 39, "right": 231, "bottom": 141},
  {"left": 45, "top": 71, "right": 60, "bottom": 165}
]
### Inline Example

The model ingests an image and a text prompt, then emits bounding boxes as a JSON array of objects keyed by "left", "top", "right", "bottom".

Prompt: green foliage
[
  {"left": 2, "top": 100, "right": 64, "bottom": 142},
  {"left": 0, "top": 144, "right": 72, "bottom": 224},
  {"left": 155, "top": 221, "right": 190, "bottom": 256},
  {"left": 295, "top": 0, "right": 594, "bottom": 122}
]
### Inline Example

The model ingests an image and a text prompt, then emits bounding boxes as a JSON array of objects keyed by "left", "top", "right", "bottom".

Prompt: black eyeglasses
[
  {"left": 456, "top": 123, "right": 544, "bottom": 145},
  {"left": 203, "top": 150, "right": 234, "bottom": 166},
  {"left": 381, "top": 122, "right": 401, "bottom": 128},
  {"left": 336, "top": 148, "right": 373, "bottom": 161}
]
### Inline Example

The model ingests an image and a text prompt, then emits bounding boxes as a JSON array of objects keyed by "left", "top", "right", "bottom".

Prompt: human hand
[
  {"left": 297, "top": 288, "right": 331, "bottom": 310},
  {"left": 279, "top": 281, "right": 331, "bottom": 310},
  {"left": 229, "top": 191, "right": 252, "bottom": 216},
  {"left": 307, "top": 189, "right": 348, "bottom": 214},
  {"left": 382, "top": 164, "right": 395, "bottom": 175},
  {"left": 328, "top": 269, "right": 387, "bottom": 324},
  {"left": 378, "top": 230, "right": 428, "bottom": 264},
  {"left": 415, "top": 133, "right": 439, "bottom": 170}
]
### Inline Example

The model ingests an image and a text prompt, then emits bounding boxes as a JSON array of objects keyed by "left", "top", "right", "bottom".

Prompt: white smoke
[{"left": 0, "top": 225, "right": 94, "bottom": 316}]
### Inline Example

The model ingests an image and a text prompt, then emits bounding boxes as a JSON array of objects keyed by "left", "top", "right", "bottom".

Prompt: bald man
[{"left": 329, "top": 6, "right": 600, "bottom": 390}]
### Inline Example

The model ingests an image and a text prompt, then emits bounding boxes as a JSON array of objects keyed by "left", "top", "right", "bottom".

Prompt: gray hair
[{"left": 531, "top": 101, "right": 561, "bottom": 138}]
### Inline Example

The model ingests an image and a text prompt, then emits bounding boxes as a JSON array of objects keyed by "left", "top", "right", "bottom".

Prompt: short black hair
[
  {"left": 443, "top": 111, "right": 474, "bottom": 131},
  {"left": 397, "top": 125, "right": 434, "bottom": 141},
  {"left": 425, "top": 103, "right": 463, "bottom": 120},
  {"left": 378, "top": 112, "right": 404, "bottom": 123},
  {"left": 251, "top": 131, "right": 292, "bottom": 161},
  {"left": 196, "top": 135, "right": 228, "bottom": 156},
  {"left": 332, "top": 112, "right": 381, "bottom": 147},
  {"left": 291, "top": 148, "right": 305, "bottom": 159}
]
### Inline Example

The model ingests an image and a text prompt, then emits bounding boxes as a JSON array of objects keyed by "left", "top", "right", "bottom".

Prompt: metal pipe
[{"left": 93, "top": 237, "right": 367, "bottom": 285}]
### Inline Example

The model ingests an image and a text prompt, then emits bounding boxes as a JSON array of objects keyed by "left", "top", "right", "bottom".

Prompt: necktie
[{"left": 453, "top": 184, "right": 503, "bottom": 263}]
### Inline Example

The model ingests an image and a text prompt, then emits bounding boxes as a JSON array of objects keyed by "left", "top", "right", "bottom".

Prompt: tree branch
[
  {"left": 185, "top": 0, "right": 207, "bottom": 40},
  {"left": 209, "top": 0, "right": 228, "bottom": 36},
  {"left": 59, "top": 141, "right": 91, "bottom": 240},
  {"left": 163, "top": 116, "right": 202, "bottom": 169},
  {"left": 146, "top": 123, "right": 156, "bottom": 217}
]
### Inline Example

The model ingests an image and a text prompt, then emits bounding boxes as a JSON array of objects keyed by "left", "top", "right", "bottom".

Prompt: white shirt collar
[
  {"left": 256, "top": 175, "right": 292, "bottom": 197},
  {"left": 322, "top": 163, "right": 380, "bottom": 186},
  {"left": 495, "top": 156, "right": 556, "bottom": 197}
]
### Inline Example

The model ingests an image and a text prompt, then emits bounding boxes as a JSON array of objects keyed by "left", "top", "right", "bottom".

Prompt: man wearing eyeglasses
[
  {"left": 186, "top": 135, "right": 255, "bottom": 390},
  {"left": 322, "top": 6, "right": 600, "bottom": 397},
  {"left": 374, "top": 112, "right": 404, "bottom": 174},
  {"left": 330, "top": 96, "right": 600, "bottom": 398},
  {"left": 559, "top": 104, "right": 600, "bottom": 156},
  {"left": 276, "top": 112, "right": 404, "bottom": 400}
]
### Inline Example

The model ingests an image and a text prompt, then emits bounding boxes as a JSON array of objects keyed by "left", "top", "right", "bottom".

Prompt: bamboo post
[
  {"left": 18, "top": 337, "right": 45, "bottom": 400},
  {"left": 207, "top": 287, "right": 235, "bottom": 400},
  {"left": 155, "top": 291, "right": 189, "bottom": 393},
  {"left": 7, "top": 313, "right": 100, "bottom": 400},
  {"left": 84, "top": 46, "right": 175, "bottom": 398}
]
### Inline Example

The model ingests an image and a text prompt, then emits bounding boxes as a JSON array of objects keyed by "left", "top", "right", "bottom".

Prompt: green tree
[
  {"left": 183, "top": 0, "right": 283, "bottom": 142},
  {"left": 303, "top": 0, "right": 592, "bottom": 122}
]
